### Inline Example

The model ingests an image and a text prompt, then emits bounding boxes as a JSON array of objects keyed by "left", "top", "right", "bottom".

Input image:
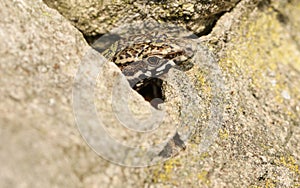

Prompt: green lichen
[
  {"left": 275, "top": 155, "right": 300, "bottom": 175},
  {"left": 219, "top": 7, "right": 300, "bottom": 128},
  {"left": 151, "top": 158, "right": 182, "bottom": 184},
  {"left": 146, "top": 3, "right": 300, "bottom": 187},
  {"left": 197, "top": 170, "right": 211, "bottom": 186},
  {"left": 218, "top": 128, "right": 229, "bottom": 140}
]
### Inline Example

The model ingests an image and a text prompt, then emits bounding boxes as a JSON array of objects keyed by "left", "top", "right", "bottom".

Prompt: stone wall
[{"left": 0, "top": 0, "right": 299, "bottom": 187}]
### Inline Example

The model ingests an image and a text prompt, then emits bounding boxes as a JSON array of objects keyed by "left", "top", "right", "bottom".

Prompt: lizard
[{"left": 93, "top": 19, "right": 196, "bottom": 158}]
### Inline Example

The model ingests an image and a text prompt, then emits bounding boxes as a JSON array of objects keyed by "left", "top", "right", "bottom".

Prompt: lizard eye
[{"left": 147, "top": 56, "right": 161, "bottom": 66}]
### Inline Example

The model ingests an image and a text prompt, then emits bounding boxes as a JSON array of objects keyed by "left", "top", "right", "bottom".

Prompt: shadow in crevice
[{"left": 133, "top": 78, "right": 165, "bottom": 109}]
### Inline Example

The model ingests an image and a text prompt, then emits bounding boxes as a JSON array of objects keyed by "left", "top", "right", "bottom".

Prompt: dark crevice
[
  {"left": 270, "top": 6, "right": 289, "bottom": 25},
  {"left": 194, "top": 11, "right": 227, "bottom": 37},
  {"left": 269, "top": 4, "right": 300, "bottom": 52},
  {"left": 84, "top": 34, "right": 104, "bottom": 45},
  {"left": 194, "top": 0, "right": 242, "bottom": 37},
  {"left": 158, "top": 132, "right": 186, "bottom": 158},
  {"left": 276, "top": 12, "right": 289, "bottom": 24},
  {"left": 257, "top": 0, "right": 271, "bottom": 10},
  {"left": 133, "top": 78, "right": 164, "bottom": 109}
]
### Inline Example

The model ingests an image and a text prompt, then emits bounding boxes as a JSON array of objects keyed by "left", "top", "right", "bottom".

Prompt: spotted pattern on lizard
[{"left": 101, "top": 32, "right": 194, "bottom": 88}]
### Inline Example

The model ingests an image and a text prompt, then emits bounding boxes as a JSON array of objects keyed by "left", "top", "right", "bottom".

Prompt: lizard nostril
[{"left": 132, "top": 78, "right": 164, "bottom": 109}]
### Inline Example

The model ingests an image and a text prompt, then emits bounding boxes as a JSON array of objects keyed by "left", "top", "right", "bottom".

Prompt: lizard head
[{"left": 113, "top": 39, "right": 194, "bottom": 77}]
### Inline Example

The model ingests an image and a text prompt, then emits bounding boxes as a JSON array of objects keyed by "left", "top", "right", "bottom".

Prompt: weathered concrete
[
  {"left": 43, "top": 0, "right": 240, "bottom": 39},
  {"left": 0, "top": 0, "right": 299, "bottom": 187}
]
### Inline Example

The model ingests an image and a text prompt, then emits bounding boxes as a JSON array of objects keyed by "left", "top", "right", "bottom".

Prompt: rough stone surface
[
  {"left": 1, "top": 0, "right": 299, "bottom": 187},
  {"left": 42, "top": 0, "right": 240, "bottom": 40}
]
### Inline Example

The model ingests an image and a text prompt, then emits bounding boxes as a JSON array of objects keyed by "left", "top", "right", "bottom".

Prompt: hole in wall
[{"left": 133, "top": 78, "right": 165, "bottom": 109}]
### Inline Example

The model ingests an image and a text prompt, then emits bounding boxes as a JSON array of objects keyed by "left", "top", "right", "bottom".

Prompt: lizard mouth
[{"left": 132, "top": 77, "right": 164, "bottom": 109}]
